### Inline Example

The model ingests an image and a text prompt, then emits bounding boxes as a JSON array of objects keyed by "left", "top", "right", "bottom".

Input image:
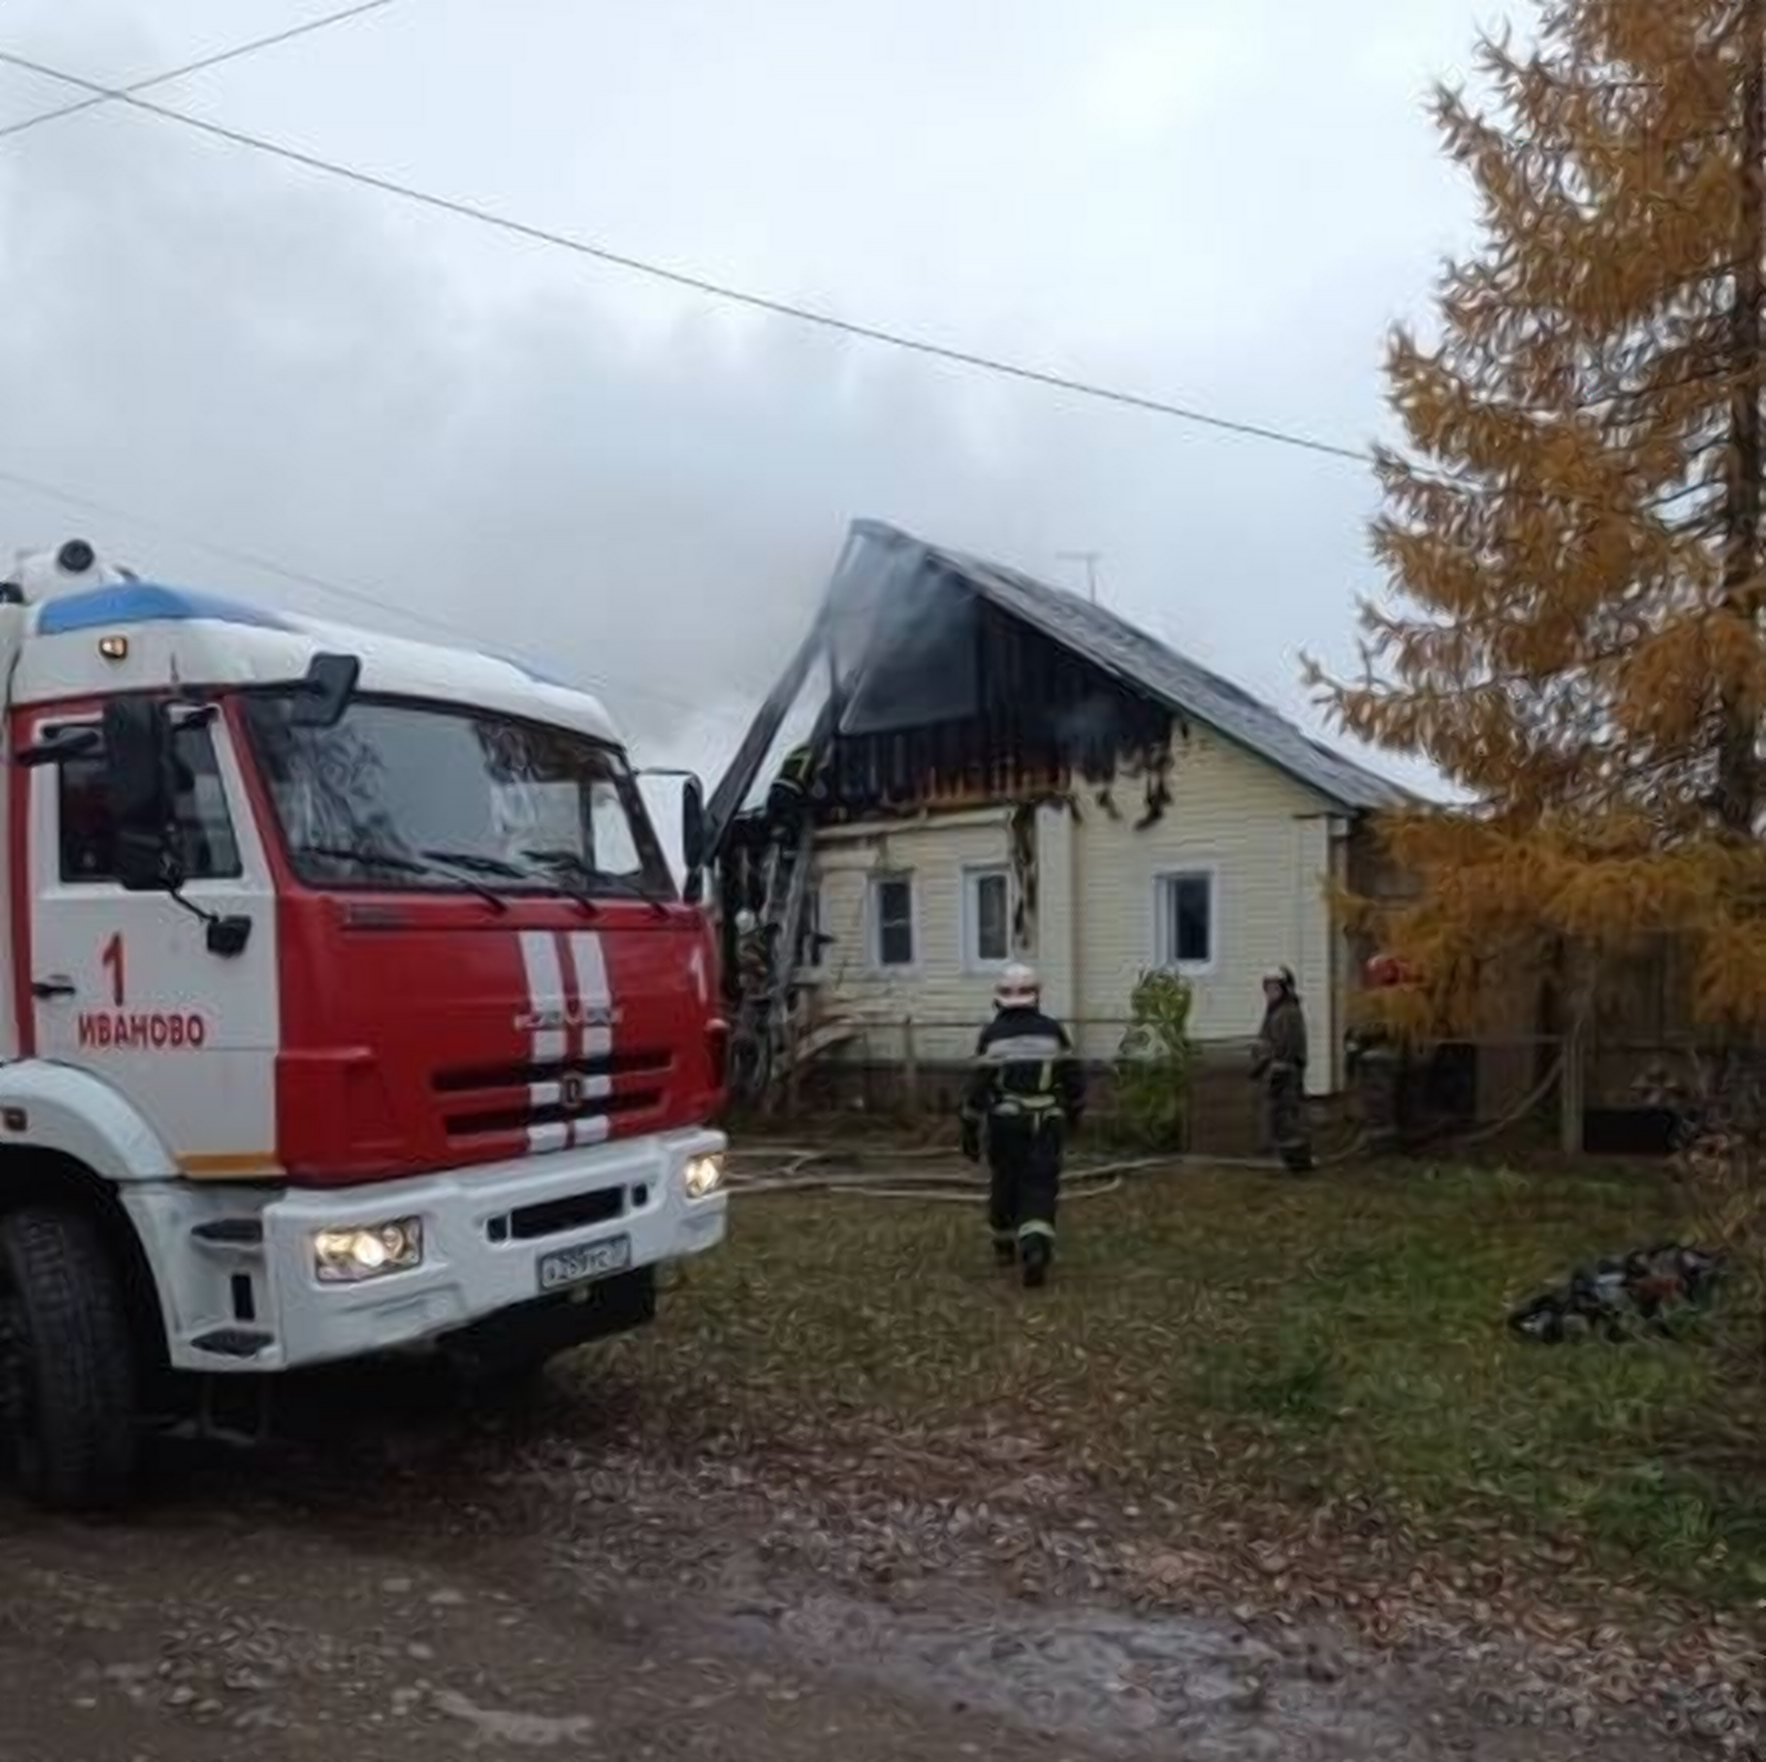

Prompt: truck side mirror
[
  {"left": 682, "top": 777, "right": 706, "bottom": 872},
  {"left": 289, "top": 652, "right": 359, "bottom": 729},
  {"left": 100, "top": 698, "right": 178, "bottom": 892},
  {"left": 681, "top": 778, "right": 706, "bottom": 904}
]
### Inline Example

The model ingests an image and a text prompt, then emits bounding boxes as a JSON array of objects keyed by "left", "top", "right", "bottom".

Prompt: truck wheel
[{"left": 0, "top": 1208, "right": 138, "bottom": 1511}]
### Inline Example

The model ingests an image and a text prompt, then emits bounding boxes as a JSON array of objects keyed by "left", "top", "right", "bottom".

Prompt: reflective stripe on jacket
[{"left": 961, "top": 1007, "right": 1086, "bottom": 1128}]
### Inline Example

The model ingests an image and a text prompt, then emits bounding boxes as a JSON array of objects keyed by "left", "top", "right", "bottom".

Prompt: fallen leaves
[{"left": 289, "top": 1145, "right": 1766, "bottom": 1755}]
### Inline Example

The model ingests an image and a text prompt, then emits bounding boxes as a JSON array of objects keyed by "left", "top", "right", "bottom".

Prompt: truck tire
[{"left": 0, "top": 1208, "right": 138, "bottom": 1511}]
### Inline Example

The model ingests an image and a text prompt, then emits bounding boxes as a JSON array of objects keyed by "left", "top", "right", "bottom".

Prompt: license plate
[{"left": 536, "top": 1234, "right": 632, "bottom": 1294}]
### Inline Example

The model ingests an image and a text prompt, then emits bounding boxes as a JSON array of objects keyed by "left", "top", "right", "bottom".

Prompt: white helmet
[
  {"left": 994, "top": 961, "right": 1040, "bottom": 1010},
  {"left": 735, "top": 909, "right": 758, "bottom": 935}
]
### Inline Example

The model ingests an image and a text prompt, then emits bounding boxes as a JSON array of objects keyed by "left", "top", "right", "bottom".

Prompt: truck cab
[{"left": 0, "top": 544, "right": 728, "bottom": 1508}]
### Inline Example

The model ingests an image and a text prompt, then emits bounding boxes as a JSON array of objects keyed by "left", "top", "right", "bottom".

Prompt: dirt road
[{"left": 0, "top": 1369, "right": 1731, "bottom": 1761}]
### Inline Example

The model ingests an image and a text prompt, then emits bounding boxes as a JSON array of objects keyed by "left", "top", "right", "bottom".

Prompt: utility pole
[{"left": 1056, "top": 549, "right": 1102, "bottom": 604}]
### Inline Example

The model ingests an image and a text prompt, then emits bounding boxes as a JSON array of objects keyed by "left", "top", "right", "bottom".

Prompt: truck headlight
[
  {"left": 313, "top": 1217, "right": 423, "bottom": 1283},
  {"left": 682, "top": 1154, "right": 723, "bottom": 1200}
]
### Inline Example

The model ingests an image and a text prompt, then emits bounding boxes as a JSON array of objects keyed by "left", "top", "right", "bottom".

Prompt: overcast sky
[{"left": 0, "top": 0, "right": 1486, "bottom": 804}]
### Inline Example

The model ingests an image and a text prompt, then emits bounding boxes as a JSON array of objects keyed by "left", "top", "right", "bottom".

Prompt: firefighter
[
  {"left": 1250, "top": 966, "right": 1314, "bottom": 1173},
  {"left": 959, "top": 962, "right": 1086, "bottom": 1288},
  {"left": 766, "top": 742, "right": 818, "bottom": 839},
  {"left": 1345, "top": 952, "right": 1409, "bottom": 1154},
  {"left": 734, "top": 908, "right": 769, "bottom": 991}
]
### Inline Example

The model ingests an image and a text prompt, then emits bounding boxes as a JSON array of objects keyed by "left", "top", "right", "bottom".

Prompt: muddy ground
[{"left": 0, "top": 1365, "right": 1744, "bottom": 1762}]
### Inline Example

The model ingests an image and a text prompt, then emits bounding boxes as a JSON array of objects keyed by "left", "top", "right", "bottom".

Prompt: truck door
[{"left": 24, "top": 703, "right": 282, "bottom": 1178}]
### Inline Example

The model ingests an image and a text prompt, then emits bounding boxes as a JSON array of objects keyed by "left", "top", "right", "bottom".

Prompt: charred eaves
[{"left": 820, "top": 596, "right": 1174, "bottom": 821}]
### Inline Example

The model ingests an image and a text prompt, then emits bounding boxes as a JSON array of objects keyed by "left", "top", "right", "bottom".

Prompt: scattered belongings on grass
[{"left": 1507, "top": 1244, "right": 1725, "bottom": 1343}]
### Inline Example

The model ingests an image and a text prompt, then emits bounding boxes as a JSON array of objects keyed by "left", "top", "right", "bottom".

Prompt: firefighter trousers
[
  {"left": 1265, "top": 1063, "right": 1314, "bottom": 1173},
  {"left": 987, "top": 1118, "right": 1062, "bottom": 1263}
]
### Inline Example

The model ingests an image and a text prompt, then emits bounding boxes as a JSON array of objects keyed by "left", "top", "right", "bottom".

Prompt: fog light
[
  {"left": 313, "top": 1216, "right": 423, "bottom": 1283},
  {"left": 682, "top": 1154, "right": 723, "bottom": 1200}
]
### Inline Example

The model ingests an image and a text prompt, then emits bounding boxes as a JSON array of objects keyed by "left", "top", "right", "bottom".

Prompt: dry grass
[{"left": 600, "top": 1159, "right": 1766, "bottom": 1612}]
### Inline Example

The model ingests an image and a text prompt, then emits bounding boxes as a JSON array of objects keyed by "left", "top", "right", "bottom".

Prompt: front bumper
[{"left": 124, "top": 1127, "right": 727, "bottom": 1373}]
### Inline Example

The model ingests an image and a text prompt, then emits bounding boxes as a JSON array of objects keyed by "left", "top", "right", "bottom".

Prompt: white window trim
[
  {"left": 960, "top": 863, "right": 1015, "bottom": 973},
  {"left": 1152, "top": 863, "right": 1219, "bottom": 976},
  {"left": 867, "top": 870, "right": 919, "bottom": 973}
]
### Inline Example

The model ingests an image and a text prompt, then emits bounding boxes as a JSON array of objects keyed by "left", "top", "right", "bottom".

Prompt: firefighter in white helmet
[{"left": 959, "top": 961, "right": 1086, "bottom": 1287}]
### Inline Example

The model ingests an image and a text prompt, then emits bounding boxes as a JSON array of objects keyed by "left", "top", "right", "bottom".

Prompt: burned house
[{"left": 704, "top": 520, "right": 1409, "bottom": 1115}]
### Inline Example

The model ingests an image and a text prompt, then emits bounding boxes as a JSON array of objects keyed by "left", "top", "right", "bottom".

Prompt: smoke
[
  {"left": 0, "top": 0, "right": 1452, "bottom": 810},
  {"left": 0, "top": 78, "right": 1053, "bottom": 795}
]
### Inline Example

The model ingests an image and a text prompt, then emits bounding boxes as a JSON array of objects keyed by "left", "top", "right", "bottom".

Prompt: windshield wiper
[
  {"left": 521, "top": 849, "right": 668, "bottom": 917},
  {"left": 423, "top": 848, "right": 598, "bottom": 916},
  {"left": 294, "top": 844, "right": 508, "bottom": 913}
]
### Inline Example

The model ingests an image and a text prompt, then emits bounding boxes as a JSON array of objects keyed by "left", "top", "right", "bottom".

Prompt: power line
[
  {"left": 0, "top": 0, "right": 405, "bottom": 147},
  {"left": 0, "top": 460, "right": 750, "bottom": 728},
  {"left": 0, "top": 44, "right": 1373, "bottom": 467},
  {"left": 0, "top": 21, "right": 747, "bottom": 728}
]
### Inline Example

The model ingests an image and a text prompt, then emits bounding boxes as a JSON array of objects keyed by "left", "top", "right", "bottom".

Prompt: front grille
[
  {"left": 443, "top": 1087, "right": 662, "bottom": 1140},
  {"left": 433, "top": 1048, "right": 672, "bottom": 1094},
  {"left": 433, "top": 1047, "right": 674, "bottom": 1147}
]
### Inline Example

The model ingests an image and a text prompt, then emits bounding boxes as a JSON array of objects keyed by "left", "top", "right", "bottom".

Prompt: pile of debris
[{"left": 1507, "top": 1244, "right": 1725, "bottom": 1343}]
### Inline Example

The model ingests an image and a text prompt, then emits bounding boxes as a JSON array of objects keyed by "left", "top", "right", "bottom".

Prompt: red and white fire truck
[{"left": 0, "top": 542, "right": 729, "bottom": 1509}]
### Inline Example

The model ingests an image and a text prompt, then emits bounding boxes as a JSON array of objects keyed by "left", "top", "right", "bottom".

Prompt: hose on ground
[
  {"left": 726, "top": 1149, "right": 1187, "bottom": 1201},
  {"left": 724, "top": 1053, "right": 1570, "bottom": 1200}
]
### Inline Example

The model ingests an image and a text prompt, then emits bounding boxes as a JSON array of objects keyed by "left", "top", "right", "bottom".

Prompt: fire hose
[
  {"left": 724, "top": 1144, "right": 1264, "bottom": 1202},
  {"left": 723, "top": 1050, "right": 1569, "bottom": 1199},
  {"left": 723, "top": 1145, "right": 1156, "bottom": 1201}
]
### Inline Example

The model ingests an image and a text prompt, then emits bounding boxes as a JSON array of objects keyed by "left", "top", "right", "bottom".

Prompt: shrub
[{"left": 1113, "top": 969, "right": 1196, "bottom": 1152}]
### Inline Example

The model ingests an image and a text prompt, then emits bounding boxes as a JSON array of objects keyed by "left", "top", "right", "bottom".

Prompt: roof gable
[{"left": 847, "top": 520, "right": 1407, "bottom": 814}]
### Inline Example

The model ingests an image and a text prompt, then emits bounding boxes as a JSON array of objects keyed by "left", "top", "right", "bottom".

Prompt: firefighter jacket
[
  {"left": 1250, "top": 994, "right": 1308, "bottom": 1081},
  {"left": 775, "top": 744, "right": 816, "bottom": 798},
  {"left": 961, "top": 1006, "right": 1087, "bottom": 1136}
]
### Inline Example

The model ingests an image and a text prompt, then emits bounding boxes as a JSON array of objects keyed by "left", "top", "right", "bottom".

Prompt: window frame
[
  {"left": 960, "top": 863, "right": 1015, "bottom": 972},
  {"left": 1152, "top": 865, "right": 1218, "bottom": 974},
  {"left": 867, "top": 870, "right": 918, "bottom": 972},
  {"left": 50, "top": 713, "right": 245, "bottom": 888},
  {"left": 236, "top": 689, "right": 675, "bottom": 902}
]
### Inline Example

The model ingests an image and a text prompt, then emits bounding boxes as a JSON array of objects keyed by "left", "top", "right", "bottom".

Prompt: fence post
[
  {"left": 1559, "top": 1021, "right": 1585, "bottom": 1155},
  {"left": 903, "top": 1017, "right": 920, "bottom": 1117}
]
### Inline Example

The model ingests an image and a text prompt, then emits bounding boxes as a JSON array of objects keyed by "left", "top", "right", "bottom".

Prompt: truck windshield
[{"left": 240, "top": 693, "right": 675, "bottom": 901}]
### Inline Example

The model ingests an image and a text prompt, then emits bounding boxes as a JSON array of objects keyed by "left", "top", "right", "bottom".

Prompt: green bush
[{"left": 1113, "top": 969, "right": 1196, "bottom": 1151}]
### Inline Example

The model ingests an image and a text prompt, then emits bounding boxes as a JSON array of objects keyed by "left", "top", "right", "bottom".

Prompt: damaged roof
[{"left": 846, "top": 520, "right": 1408, "bottom": 814}]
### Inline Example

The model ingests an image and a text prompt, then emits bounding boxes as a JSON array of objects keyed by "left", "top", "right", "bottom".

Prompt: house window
[
  {"left": 963, "top": 866, "right": 1012, "bottom": 968},
  {"left": 870, "top": 873, "right": 915, "bottom": 968},
  {"left": 1155, "top": 870, "right": 1214, "bottom": 969},
  {"left": 57, "top": 721, "right": 242, "bottom": 885}
]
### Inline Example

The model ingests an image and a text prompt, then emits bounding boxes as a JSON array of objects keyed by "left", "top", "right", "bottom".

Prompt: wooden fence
[{"left": 750, "top": 1018, "right": 1653, "bottom": 1159}]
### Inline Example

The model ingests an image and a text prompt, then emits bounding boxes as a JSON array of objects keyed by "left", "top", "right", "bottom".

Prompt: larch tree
[{"left": 1316, "top": 0, "right": 1766, "bottom": 1049}]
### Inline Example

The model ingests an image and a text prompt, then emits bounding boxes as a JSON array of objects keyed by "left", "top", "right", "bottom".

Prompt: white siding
[
  {"left": 809, "top": 813, "right": 1022, "bottom": 1064},
  {"left": 1072, "top": 730, "right": 1337, "bottom": 1088},
  {"left": 804, "top": 731, "right": 1342, "bottom": 1091}
]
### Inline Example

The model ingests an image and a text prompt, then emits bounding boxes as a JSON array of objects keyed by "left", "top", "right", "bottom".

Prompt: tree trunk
[{"left": 1718, "top": 0, "right": 1766, "bottom": 837}]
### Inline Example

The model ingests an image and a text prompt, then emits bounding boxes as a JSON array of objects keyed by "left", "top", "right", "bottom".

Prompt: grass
[{"left": 602, "top": 1159, "right": 1766, "bottom": 1611}]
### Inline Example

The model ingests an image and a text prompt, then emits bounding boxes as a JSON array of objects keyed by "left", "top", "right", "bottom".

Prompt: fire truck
[{"left": 0, "top": 542, "right": 729, "bottom": 1509}]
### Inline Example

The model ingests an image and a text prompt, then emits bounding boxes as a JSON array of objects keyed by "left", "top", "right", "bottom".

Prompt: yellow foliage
[{"left": 1313, "top": 0, "right": 1766, "bottom": 1033}]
